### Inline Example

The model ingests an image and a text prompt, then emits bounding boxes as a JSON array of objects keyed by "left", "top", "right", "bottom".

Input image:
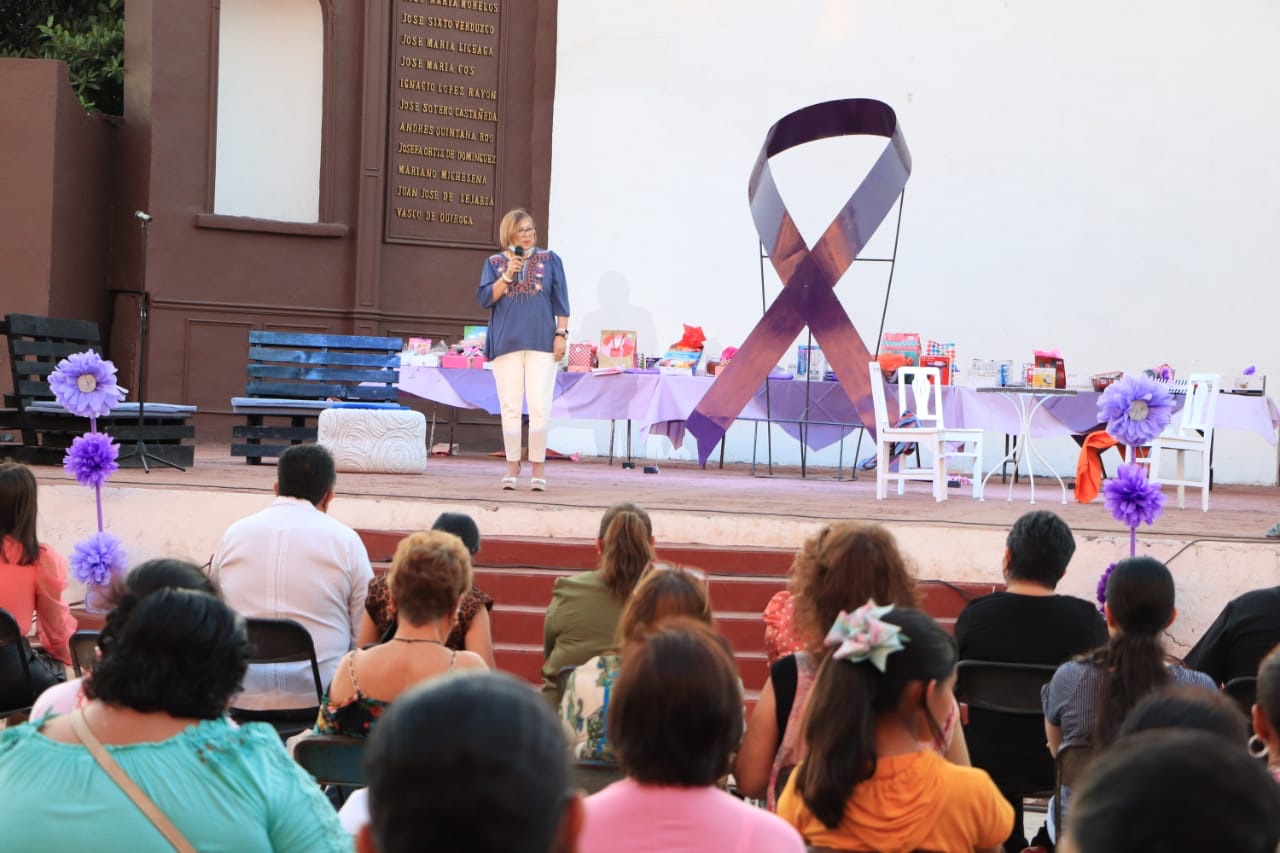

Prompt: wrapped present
[
  {"left": 880, "top": 332, "right": 921, "bottom": 367},
  {"left": 1034, "top": 349, "right": 1066, "bottom": 389},
  {"left": 440, "top": 353, "right": 469, "bottom": 369},
  {"left": 656, "top": 324, "right": 705, "bottom": 375},
  {"left": 598, "top": 330, "right": 637, "bottom": 369},
  {"left": 568, "top": 342, "right": 596, "bottom": 373},
  {"left": 921, "top": 356, "right": 953, "bottom": 385}
]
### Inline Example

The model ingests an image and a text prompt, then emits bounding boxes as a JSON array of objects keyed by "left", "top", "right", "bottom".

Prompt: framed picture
[{"left": 598, "top": 329, "right": 637, "bottom": 369}]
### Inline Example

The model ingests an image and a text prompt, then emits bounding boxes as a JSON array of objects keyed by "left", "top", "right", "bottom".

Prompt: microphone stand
[{"left": 116, "top": 212, "right": 185, "bottom": 472}]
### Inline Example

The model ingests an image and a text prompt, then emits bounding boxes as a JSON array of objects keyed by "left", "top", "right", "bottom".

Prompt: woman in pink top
[
  {"left": 0, "top": 462, "right": 75, "bottom": 708},
  {"left": 579, "top": 619, "right": 805, "bottom": 853}
]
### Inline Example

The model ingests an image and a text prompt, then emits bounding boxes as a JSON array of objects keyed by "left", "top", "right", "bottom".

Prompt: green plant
[{"left": 0, "top": 0, "right": 123, "bottom": 115}]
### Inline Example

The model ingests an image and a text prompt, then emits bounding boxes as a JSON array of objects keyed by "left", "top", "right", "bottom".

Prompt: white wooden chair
[
  {"left": 869, "top": 363, "right": 947, "bottom": 501},
  {"left": 943, "top": 428, "right": 985, "bottom": 499},
  {"left": 1139, "top": 373, "right": 1219, "bottom": 511}
]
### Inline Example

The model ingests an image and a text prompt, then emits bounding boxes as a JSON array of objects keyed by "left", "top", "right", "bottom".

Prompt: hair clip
[{"left": 824, "top": 599, "right": 908, "bottom": 671}]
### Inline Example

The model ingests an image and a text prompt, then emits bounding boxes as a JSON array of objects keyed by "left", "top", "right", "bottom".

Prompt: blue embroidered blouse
[{"left": 476, "top": 247, "right": 570, "bottom": 360}]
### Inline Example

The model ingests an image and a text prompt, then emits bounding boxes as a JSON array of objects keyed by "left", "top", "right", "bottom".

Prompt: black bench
[
  {"left": 230, "top": 330, "right": 404, "bottom": 464},
  {"left": 0, "top": 314, "right": 196, "bottom": 467}
]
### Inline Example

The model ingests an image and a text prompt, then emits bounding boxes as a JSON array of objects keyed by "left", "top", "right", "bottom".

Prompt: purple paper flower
[
  {"left": 64, "top": 431, "right": 119, "bottom": 488},
  {"left": 69, "top": 531, "right": 127, "bottom": 587},
  {"left": 1096, "top": 561, "right": 1117, "bottom": 612},
  {"left": 1098, "top": 374, "right": 1174, "bottom": 447},
  {"left": 1103, "top": 463, "right": 1166, "bottom": 529},
  {"left": 48, "top": 350, "right": 127, "bottom": 418},
  {"left": 1244, "top": 365, "right": 1256, "bottom": 376}
]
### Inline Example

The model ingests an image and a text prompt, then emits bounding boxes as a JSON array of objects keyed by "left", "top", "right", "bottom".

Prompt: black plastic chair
[
  {"left": 294, "top": 734, "right": 366, "bottom": 787},
  {"left": 229, "top": 617, "right": 325, "bottom": 740},
  {"left": 572, "top": 758, "right": 624, "bottom": 794},
  {"left": 69, "top": 630, "right": 99, "bottom": 678},
  {"left": 1053, "top": 743, "right": 1095, "bottom": 834},
  {"left": 1223, "top": 676, "right": 1258, "bottom": 720},
  {"left": 0, "top": 607, "right": 36, "bottom": 719},
  {"left": 954, "top": 659, "right": 1058, "bottom": 714}
]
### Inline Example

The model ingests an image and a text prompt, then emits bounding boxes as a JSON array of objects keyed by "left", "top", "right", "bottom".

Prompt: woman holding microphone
[{"left": 477, "top": 208, "right": 570, "bottom": 492}]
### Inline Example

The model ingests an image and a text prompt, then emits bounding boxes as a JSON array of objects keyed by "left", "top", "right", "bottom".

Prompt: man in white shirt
[{"left": 212, "top": 444, "right": 373, "bottom": 711}]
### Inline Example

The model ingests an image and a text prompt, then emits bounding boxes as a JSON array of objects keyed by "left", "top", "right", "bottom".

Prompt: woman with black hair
[
  {"left": 1250, "top": 643, "right": 1280, "bottom": 782},
  {"left": 359, "top": 671, "right": 583, "bottom": 853},
  {"left": 1060, "top": 729, "right": 1280, "bottom": 853},
  {"left": 0, "top": 461, "right": 75, "bottom": 707},
  {"left": 0, "top": 585, "right": 348, "bottom": 851},
  {"left": 1041, "top": 555, "right": 1215, "bottom": 839},
  {"left": 30, "top": 558, "right": 220, "bottom": 718},
  {"left": 777, "top": 604, "right": 1011, "bottom": 853}
]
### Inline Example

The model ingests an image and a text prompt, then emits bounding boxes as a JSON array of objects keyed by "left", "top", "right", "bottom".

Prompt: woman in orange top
[
  {"left": 0, "top": 462, "right": 75, "bottom": 708},
  {"left": 777, "top": 603, "right": 1011, "bottom": 853}
]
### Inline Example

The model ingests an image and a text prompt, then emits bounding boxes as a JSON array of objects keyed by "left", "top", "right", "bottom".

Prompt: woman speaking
[{"left": 477, "top": 208, "right": 570, "bottom": 492}]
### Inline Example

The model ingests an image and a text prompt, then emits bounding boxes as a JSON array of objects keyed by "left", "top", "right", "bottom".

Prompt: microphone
[
  {"left": 135, "top": 210, "right": 152, "bottom": 222},
  {"left": 510, "top": 245, "right": 524, "bottom": 258}
]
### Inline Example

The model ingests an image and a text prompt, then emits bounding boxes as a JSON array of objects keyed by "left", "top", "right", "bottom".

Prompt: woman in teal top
[{"left": 0, "top": 584, "right": 348, "bottom": 852}]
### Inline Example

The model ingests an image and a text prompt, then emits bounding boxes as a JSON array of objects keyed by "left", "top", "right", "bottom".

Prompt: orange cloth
[
  {"left": 1074, "top": 430, "right": 1120, "bottom": 503},
  {"left": 0, "top": 537, "right": 76, "bottom": 665},
  {"left": 777, "top": 749, "right": 1013, "bottom": 853}
]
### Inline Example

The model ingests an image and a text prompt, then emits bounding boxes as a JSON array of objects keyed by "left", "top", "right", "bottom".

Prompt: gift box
[
  {"left": 921, "top": 356, "right": 953, "bottom": 385},
  {"left": 880, "top": 332, "right": 921, "bottom": 367},
  {"left": 598, "top": 330, "right": 637, "bottom": 369},
  {"left": 1029, "top": 367, "right": 1056, "bottom": 388},
  {"left": 797, "top": 345, "right": 825, "bottom": 378},
  {"left": 657, "top": 347, "right": 701, "bottom": 376},
  {"left": 1034, "top": 350, "right": 1066, "bottom": 389},
  {"left": 568, "top": 342, "right": 596, "bottom": 373},
  {"left": 440, "top": 353, "right": 469, "bottom": 369},
  {"left": 468, "top": 355, "right": 485, "bottom": 369}
]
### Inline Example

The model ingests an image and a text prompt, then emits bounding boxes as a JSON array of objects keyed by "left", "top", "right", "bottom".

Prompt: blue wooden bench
[{"left": 230, "top": 330, "right": 403, "bottom": 464}]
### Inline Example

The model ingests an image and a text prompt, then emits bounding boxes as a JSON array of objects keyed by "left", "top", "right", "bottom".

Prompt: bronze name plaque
[{"left": 386, "top": 0, "right": 502, "bottom": 247}]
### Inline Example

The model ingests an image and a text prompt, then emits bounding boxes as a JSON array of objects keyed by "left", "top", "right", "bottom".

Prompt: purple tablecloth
[{"left": 397, "top": 367, "right": 1280, "bottom": 452}]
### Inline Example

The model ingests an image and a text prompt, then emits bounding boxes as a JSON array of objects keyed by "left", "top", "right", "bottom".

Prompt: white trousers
[{"left": 490, "top": 350, "right": 558, "bottom": 463}]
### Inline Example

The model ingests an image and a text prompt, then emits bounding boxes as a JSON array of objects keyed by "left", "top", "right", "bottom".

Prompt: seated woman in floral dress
[
  {"left": 318, "top": 530, "right": 487, "bottom": 737},
  {"left": 559, "top": 566, "right": 712, "bottom": 761},
  {"left": 358, "top": 512, "right": 495, "bottom": 668}
]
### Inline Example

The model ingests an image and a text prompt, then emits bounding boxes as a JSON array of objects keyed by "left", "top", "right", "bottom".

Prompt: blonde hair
[
  {"left": 498, "top": 208, "right": 534, "bottom": 248},
  {"left": 388, "top": 531, "right": 473, "bottom": 626}
]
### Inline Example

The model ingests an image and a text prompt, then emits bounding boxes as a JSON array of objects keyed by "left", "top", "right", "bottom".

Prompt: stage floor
[
  {"left": 26, "top": 440, "right": 1280, "bottom": 655},
  {"left": 39, "top": 441, "right": 1278, "bottom": 543}
]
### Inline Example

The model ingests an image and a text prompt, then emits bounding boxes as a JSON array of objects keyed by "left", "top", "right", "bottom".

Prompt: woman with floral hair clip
[{"left": 777, "top": 602, "right": 1012, "bottom": 853}]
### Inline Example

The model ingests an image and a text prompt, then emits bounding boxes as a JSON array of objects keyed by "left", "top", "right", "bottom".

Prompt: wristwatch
[{"left": 553, "top": 329, "right": 569, "bottom": 338}]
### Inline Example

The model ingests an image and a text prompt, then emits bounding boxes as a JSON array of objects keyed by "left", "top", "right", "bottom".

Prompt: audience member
[
  {"left": 359, "top": 671, "right": 583, "bottom": 853},
  {"left": 316, "top": 531, "right": 486, "bottom": 738},
  {"left": 560, "top": 565, "right": 712, "bottom": 761},
  {"left": 736, "top": 521, "right": 967, "bottom": 807},
  {"left": 0, "top": 586, "right": 348, "bottom": 850},
  {"left": 954, "top": 510, "right": 1105, "bottom": 852},
  {"left": 1184, "top": 583, "right": 1280, "bottom": 685},
  {"left": 542, "top": 502, "right": 655, "bottom": 703},
  {"left": 359, "top": 512, "right": 496, "bottom": 668},
  {"left": 777, "top": 604, "right": 1012, "bottom": 852},
  {"left": 0, "top": 461, "right": 75, "bottom": 708},
  {"left": 1251, "top": 643, "right": 1280, "bottom": 782},
  {"left": 1059, "top": 729, "right": 1280, "bottom": 853},
  {"left": 31, "top": 558, "right": 220, "bottom": 718},
  {"left": 579, "top": 619, "right": 804, "bottom": 853},
  {"left": 1041, "top": 555, "right": 1215, "bottom": 839},
  {"left": 211, "top": 444, "right": 374, "bottom": 711},
  {"left": 1117, "top": 685, "right": 1249, "bottom": 743}
]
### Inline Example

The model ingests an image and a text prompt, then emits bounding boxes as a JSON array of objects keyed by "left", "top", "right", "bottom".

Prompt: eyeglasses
[
  {"left": 516, "top": 226, "right": 537, "bottom": 235},
  {"left": 649, "top": 562, "right": 709, "bottom": 582}
]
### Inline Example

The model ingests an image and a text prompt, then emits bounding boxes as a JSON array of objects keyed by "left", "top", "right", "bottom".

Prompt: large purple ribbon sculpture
[{"left": 685, "top": 99, "right": 911, "bottom": 466}]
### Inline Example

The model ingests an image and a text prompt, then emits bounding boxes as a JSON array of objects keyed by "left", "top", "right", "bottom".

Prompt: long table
[{"left": 398, "top": 366, "right": 1280, "bottom": 453}]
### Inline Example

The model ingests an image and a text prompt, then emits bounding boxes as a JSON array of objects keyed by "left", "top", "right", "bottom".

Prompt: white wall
[
  {"left": 214, "top": 0, "right": 323, "bottom": 223},
  {"left": 547, "top": 0, "right": 1280, "bottom": 482}
]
